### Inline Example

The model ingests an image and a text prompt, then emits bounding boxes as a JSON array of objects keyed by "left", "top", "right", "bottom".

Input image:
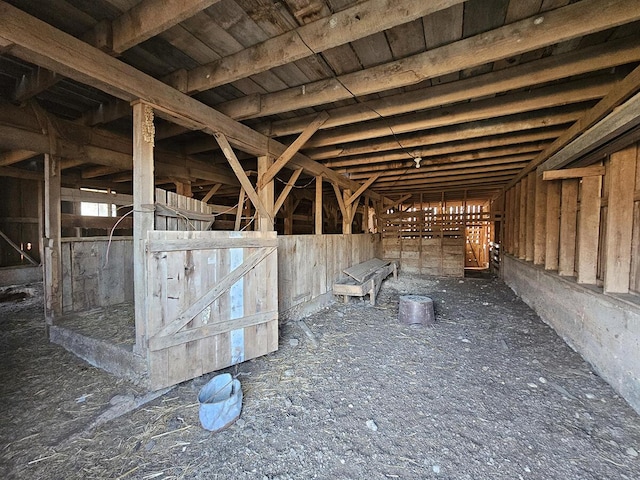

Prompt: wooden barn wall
[
  {"left": 501, "top": 141, "right": 640, "bottom": 414},
  {"left": 278, "top": 233, "right": 380, "bottom": 319},
  {"left": 60, "top": 237, "right": 134, "bottom": 313},
  {"left": 379, "top": 202, "right": 492, "bottom": 277},
  {"left": 0, "top": 177, "right": 40, "bottom": 267}
]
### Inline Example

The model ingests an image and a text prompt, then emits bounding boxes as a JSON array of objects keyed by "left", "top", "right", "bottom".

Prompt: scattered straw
[{"left": 150, "top": 425, "right": 191, "bottom": 440}]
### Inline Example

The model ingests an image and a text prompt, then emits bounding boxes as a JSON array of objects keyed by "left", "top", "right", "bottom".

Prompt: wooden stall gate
[{"left": 144, "top": 231, "right": 278, "bottom": 390}]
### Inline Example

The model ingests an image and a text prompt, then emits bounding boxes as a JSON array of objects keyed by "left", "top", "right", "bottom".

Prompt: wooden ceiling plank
[
  {"left": 0, "top": 2, "right": 381, "bottom": 200},
  {"left": 217, "top": 0, "right": 640, "bottom": 119},
  {"left": 263, "top": 37, "right": 640, "bottom": 137},
  {"left": 302, "top": 75, "right": 613, "bottom": 148},
  {"left": 182, "top": 0, "right": 467, "bottom": 93},
  {"left": 260, "top": 111, "right": 329, "bottom": 187},
  {"left": 511, "top": 63, "right": 640, "bottom": 184},
  {"left": 111, "top": 0, "right": 222, "bottom": 54}
]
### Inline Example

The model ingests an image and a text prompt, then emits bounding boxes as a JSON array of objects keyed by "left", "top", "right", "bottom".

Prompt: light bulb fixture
[{"left": 414, "top": 156, "right": 422, "bottom": 168}]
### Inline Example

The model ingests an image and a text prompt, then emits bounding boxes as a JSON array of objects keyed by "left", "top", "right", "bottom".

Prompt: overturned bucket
[
  {"left": 399, "top": 295, "right": 435, "bottom": 326},
  {"left": 198, "top": 373, "right": 243, "bottom": 432}
]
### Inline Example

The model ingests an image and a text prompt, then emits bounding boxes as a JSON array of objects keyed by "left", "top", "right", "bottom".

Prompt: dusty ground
[{"left": 1, "top": 274, "right": 640, "bottom": 480}]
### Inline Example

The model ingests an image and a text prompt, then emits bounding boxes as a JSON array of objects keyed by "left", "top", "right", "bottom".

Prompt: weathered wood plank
[
  {"left": 544, "top": 181, "right": 561, "bottom": 270},
  {"left": 604, "top": 145, "right": 637, "bottom": 293},
  {"left": 542, "top": 165, "right": 606, "bottom": 180},
  {"left": 558, "top": 179, "right": 579, "bottom": 276},
  {"left": 577, "top": 175, "right": 602, "bottom": 284}
]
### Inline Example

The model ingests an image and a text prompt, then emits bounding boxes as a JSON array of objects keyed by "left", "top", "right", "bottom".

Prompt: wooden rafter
[
  {"left": 180, "top": 0, "right": 467, "bottom": 93},
  {"left": 512, "top": 63, "right": 640, "bottom": 183},
  {"left": 201, "top": 183, "right": 221, "bottom": 203},
  {"left": 217, "top": 0, "right": 640, "bottom": 120},
  {"left": 0, "top": 4, "right": 382, "bottom": 200},
  {"left": 265, "top": 37, "right": 640, "bottom": 137}
]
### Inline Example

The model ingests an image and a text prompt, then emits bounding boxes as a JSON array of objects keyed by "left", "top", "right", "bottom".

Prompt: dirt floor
[{"left": 1, "top": 273, "right": 640, "bottom": 480}]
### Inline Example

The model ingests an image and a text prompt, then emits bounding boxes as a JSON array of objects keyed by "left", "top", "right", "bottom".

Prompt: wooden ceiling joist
[
  {"left": 179, "top": 0, "right": 467, "bottom": 94},
  {"left": 216, "top": 0, "right": 640, "bottom": 120},
  {"left": 301, "top": 76, "right": 614, "bottom": 149},
  {"left": 0, "top": 1, "right": 382, "bottom": 201},
  {"left": 307, "top": 107, "right": 587, "bottom": 161},
  {"left": 510, "top": 62, "right": 640, "bottom": 184},
  {"left": 262, "top": 37, "right": 640, "bottom": 138}
]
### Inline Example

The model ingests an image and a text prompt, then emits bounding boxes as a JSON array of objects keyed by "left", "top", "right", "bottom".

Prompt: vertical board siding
[
  {"left": 60, "top": 237, "right": 134, "bottom": 312},
  {"left": 278, "top": 234, "right": 380, "bottom": 313},
  {"left": 146, "top": 230, "right": 278, "bottom": 390}
]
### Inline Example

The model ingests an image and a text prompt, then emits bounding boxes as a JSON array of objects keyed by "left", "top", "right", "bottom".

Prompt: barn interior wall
[
  {"left": 503, "top": 255, "right": 640, "bottom": 414},
  {"left": 0, "top": 177, "right": 41, "bottom": 268},
  {"left": 501, "top": 141, "right": 640, "bottom": 413}
]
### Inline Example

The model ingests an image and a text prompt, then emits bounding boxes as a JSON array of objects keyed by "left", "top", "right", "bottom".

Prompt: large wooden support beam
[
  {"left": 518, "top": 177, "right": 527, "bottom": 260},
  {"left": 43, "top": 154, "right": 61, "bottom": 325},
  {"left": 513, "top": 63, "right": 640, "bottom": 185},
  {"left": 132, "top": 102, "right": 155, "bottom": 353},
  {"left": 0, "top": 2, "right": 381, "bottom": 201},
  {"left": 260, "top": 112, "right": 329, "bottom": 187},
  {"left": 544, "top": 181, "right": 561, "bottom": 271},
  {"left": 217, "top": 0, "right": 640, "bottom": 119},
  {"left": 214, "top": 132, "right": 272, "bottom": 224},
  {"left": 257, "top": 156, "right": 275, "bottom": 232},
  {"left": 577, "top": 175, "right": 602, "bottom": 284},
  {"left": 0, "top": 149, "right": 37, "bottom": 166},
  {"left": 604, "top": 145, "right": 637, "bottom": 293},
  {"left": 525, "top": 172, "right": 536, "bottom": 262},
  {"left": 182, "top": 0, "right": 467, "bottom": 94},
  {"left": 263, "top": 38, "right": 640, "bottom": 137},
  {"left": 558, "top": 179, "right": 579, "bottom": 276},
  {"left": 315, "top": 176, "right": 323, "bottom": 235}
]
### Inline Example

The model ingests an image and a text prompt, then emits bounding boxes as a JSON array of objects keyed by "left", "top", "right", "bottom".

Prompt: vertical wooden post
[
  {"left": 525, "top": 172, "right": 536, "bottom": 262},
  {"left": 505, "top": 188, "right": 512, "bottom": 254},
  {"left": 343, "top": 189, "right": 353, "bottom": 234},
  {"left": 132, "top": 101, "right": 155, "bottom": 353},
  {"left": 257, "top": 156, "right": 274, "bottom": 232},
  {"left": 513, "top": 182, "right": 521, "bottom": 256},
  {"left": 604, "top": 145, "right": 637, "bottom": 293},
  {"left": 577, "top": 175, "right": 602, "bottom": 284},
  {"left": 558, "top": 179, "right": 579, "bottom": 276},
  {"left": 518, "top": 177, "right": 527, "bottom": 259},
  {"left": 545, "top": 181, "right": 561, "bottom": 271},
  {"left": 315, "top": 175, "right": 323, "bottom": 234},
  {"left": 43, "top": 153, "right": 61, "bottom": 325},
  {"left": 284, "top": 196, "right": 294, "bottom": 235},
  {"left": 175, "top": 181, "right": 192, "bottom": 197},
  {"left": 533, "top": 174, "right": 547, "bottom": 265}
]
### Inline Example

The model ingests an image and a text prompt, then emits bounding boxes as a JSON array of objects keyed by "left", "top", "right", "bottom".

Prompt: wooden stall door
[{"left": 145, "top": 231, "right": 278, "bottom": 389}]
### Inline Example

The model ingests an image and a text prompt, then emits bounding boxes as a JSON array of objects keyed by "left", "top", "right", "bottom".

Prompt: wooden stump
[{"left": 398, "top": 295, "right": 435, "bottom": 326}]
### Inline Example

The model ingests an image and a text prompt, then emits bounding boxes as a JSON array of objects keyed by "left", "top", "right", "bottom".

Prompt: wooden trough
[{"left": 333, "top": 258, "right": 398, "bottom": 305}]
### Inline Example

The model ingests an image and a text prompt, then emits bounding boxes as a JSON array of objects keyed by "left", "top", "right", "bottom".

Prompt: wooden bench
[{"left": 333, "top": 258, "right": 398, "bottom": 305}]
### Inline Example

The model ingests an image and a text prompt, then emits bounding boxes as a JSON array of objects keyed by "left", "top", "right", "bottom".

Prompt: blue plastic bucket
[{"left": 198, "top": 373, "right": 243, "bottom": 432}]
